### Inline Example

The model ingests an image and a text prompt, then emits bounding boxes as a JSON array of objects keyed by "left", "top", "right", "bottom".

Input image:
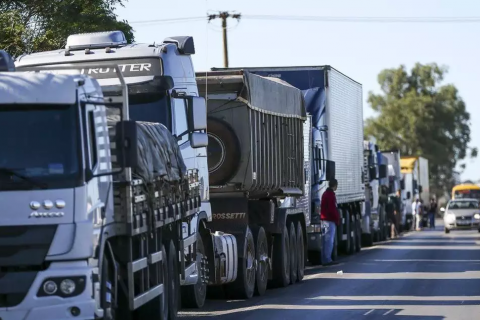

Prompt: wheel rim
[
  {"left": 207, "top": 133, "right": 226, "bottom": 173},
  {"left": 196, "top": 253, "right": 207, "bottom": 298},
  {"left": 257, "top": 237, "right": 268, "bottom": 284},
  {"left": 246, "top": 239, "right": 256, "bottom": 287}
]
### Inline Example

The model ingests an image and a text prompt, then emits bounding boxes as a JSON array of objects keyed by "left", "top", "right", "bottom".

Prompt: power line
[
  {"left": 129, "top": 15, "right": 480, "bottom": 26},
  {"left": 130, "top": 16, "right": 206, "bottom": 25},
  {"left": 241, "top": 15, "right": 480, "bottom": 23}
]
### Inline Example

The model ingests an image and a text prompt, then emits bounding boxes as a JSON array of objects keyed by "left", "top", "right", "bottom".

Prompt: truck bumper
[
  {"left": 0, "top": 261, "right": 97, "bottom": 320},
  {"left": 0, "top": 300, "right": 95, "bottom": 320}
]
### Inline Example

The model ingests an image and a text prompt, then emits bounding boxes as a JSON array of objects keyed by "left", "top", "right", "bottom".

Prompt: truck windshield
[
  {"left": 102, "top": 81, "right": 171, "bottom": 129},
  {"left": 0, "top": 104, "right": 81, "bottom": 190}
]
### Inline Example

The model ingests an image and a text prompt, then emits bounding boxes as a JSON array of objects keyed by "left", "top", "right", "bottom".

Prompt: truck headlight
[
  {"left": 474, "top": 214, "right": 480, "bottom": 220},
  {"left": 60, "top": 279, "right": 76, "bottom": 295},
  {"left": 43, "top": 280, "right": 58, "bottom": 295},
  {"left": 38, "top": 276, "right": 86, "bottom": 298}
]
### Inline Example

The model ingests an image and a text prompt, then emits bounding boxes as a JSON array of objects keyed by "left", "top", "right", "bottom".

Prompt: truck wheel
[
  {"left": 355, "top": 216, "right": 362, "bottom": 253},
  {"left": 253, "top": 227, "right": 268, "bottom": 296},
  {"left": 296, "top": 222, "right": 305, "bottom": 282},
  {"left": 225, "top": 227, "right": 256, "bottom": 299},
  {"left": 181, "top": 234, "right": 207, "bottom": 308},
  {"left": 339, "top": 209, "right": 351, "bottom": 254},
  {"left": 289, "top": 222, "right": 298, "bottom": 284},
  {"left": 272, "top": 225, "right": 290, "bottom": 287},
  {"left": 207, "top": 117, "right": 241, "bottom": 186},
  {"left": 348, "top": 211, "right": 356, "bottom": 255},
  {"left": 100, "top": 254, "right": 116, "bottom": 320},
  {"left": 167, "top": 240, "right": 180, "bottom": 320},
  {"left": 135, "top": 245, "right": 169, "bottom": 320}
]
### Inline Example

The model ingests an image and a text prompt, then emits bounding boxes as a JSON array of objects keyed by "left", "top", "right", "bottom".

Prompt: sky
[{"left": 116, "top": 0, "right": 479, "bottom": 182}]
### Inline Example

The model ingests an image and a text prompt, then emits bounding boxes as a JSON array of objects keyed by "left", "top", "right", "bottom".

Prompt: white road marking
[
  {"left": 364, "top": 309, "right": 374, "bottom": 315},
  {"left": 383, "top": 309, "right": 394, "bottom": 315},
  {"left": 304, "top": 271, "right": 480, "bottom": 280}
]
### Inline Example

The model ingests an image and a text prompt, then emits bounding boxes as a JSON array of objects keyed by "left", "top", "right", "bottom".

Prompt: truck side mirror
[
  {"left": 369, "top": 166, "right": 377, "bottom": 181},
  {"left": 187, "top": 96, "right": 207, "bottom": 131},
  {"left": 190, "top": 132, "right": 208, "bottom": 148},
  {"left": 407, "top": 191, "right": 411, "bottom": 200},
  {"left": 400, "top": 179, "right": 405, "bottom": 190},
  {"left": 115, "top": 120, "right": 139, "bottom": 169},
  {"left": 378, "top": 164, "right": 388, "bottom": 179},
  {"left": 419, "top": 185, "right": 423, "bottom": 193},
  {"left": 326, "top": 160, "right": 336, "bottom": 181},
  {"left": 155, "top": 75, "right": 174, "bottom": 91}
]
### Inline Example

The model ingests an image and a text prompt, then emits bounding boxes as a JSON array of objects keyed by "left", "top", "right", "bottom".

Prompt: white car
[{"left": 441, "top": 198, "right": 480, "bottom": 233}]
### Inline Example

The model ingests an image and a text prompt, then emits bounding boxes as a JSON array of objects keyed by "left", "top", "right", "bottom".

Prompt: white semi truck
[
  {"left": 9, "top": 30, "right": 313, "bottom": 318},
  {"left": 8, "top": 32, "right": 236, "bottom": 320}
]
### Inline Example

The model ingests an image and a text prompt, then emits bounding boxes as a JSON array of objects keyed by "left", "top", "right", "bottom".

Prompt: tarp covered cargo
[
  {"left": 196, "top": 70, "right": 307, "bottom": 197},
  {"left": 107, "top": 108, "right": 186, "bottom": 182}
]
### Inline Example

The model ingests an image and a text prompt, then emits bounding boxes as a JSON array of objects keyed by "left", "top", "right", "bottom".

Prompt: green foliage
[
  {"left": 365, "top": 63, "right": 476, "bottom": 197},
  {"left": 0, "top": 0, "right": 134, "bottom": 58}
]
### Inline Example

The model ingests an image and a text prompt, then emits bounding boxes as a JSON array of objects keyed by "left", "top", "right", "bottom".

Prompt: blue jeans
[
  {"left": 429, "top": 213, "right": 435, "bottom": 228},
  {"left": 322, "top": 221, "right": 337, "bottom": 264}
]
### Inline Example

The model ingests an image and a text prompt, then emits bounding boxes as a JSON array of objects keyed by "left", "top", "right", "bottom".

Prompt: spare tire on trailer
[{"left": 207, "top": 117, "right": 241, "bottom": 186}]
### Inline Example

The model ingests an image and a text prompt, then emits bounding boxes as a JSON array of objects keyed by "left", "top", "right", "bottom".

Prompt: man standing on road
[
  {"left": 415, "top": 198, "right": 423, "bottom": 231},
  {"left": 411, "top": 198, "right": 417, "bottom": 231},
  {"left": 321, "top": 179, "right": 340, "bottom": 266},
  {"left": 428, "top": 198, "right": 437, "bottom": 229}
]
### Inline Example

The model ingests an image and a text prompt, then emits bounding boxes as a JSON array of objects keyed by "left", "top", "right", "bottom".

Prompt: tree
[
  {"left": 0, "top": 0, "right": 134, "bottom": 58},
  {"left": 365, "top": 63, "right": 477, "bottom": 197}
]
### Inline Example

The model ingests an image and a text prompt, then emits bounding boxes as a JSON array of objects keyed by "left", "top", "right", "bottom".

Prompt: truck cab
[{"left": 0, "top": 69, "right": 116, "bottom": 319}]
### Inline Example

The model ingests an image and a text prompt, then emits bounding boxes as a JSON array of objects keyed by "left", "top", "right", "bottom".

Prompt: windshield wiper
[{"left": 0, "top": 167, "right": 48, "bottom": 189}]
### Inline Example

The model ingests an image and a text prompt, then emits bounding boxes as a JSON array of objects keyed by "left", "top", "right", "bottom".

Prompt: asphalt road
[{"left": 179, "top": 221, "right": 480, "bottom": 320}]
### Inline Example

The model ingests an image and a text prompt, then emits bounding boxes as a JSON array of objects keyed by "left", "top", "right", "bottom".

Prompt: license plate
[{"left": 457, "top": 221, "right": 470, "bottom": 226}]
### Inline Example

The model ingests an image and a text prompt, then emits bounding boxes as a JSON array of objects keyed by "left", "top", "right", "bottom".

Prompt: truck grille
[{"left": 0, "top": 225, "right": 56, "bottom": 308}]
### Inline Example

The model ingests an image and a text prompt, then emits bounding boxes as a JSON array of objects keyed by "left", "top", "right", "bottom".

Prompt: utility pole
[{"left": 208, "top": 11, "right": 241, "bottom": 68}]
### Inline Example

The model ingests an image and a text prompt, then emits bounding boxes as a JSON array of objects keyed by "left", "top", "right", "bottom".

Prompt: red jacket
[{"left": 320, "top": 188, "right": 340, "bottom": 225}]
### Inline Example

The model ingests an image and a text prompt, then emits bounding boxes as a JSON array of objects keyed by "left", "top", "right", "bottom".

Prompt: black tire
[
  {"left": 348, "top": 210, "right": 356, "bottom": 255},
  {"left": 167, "top": 240, "right": 180, "bottom": 320},
  {"left": 296, "top": 222, "right": 305, "bottom": 282},
  {"left": 271, "top": 225, "right": 290, "bottom": 287},
  {"left": 225, "top": 227, "right": 256, "bottom": 299},
  {"left": 252, "top": 227, "right": 268, "bottom": 296},
  {"left": 135, "top": 245, "right": 169, "bottom": 320},
  {"left": 100, "top": 253, "right": 116, "bottom": 320},
  {"left": 339, "top": 209, "right": 351, "bottom": 254},
  {"left": 289, "top": 222, "right": 298, "bottom": 284},
  {"left": 445, "top": 228, "right": 450, "bottom": 234},
  {"left": 355, "top": 216, "right": 362, "bottom": 253},
  {"left": 181, "top": 234, "right": 207, "bottom": 308},
  {"left": 207, "top": 117, "right": 241, "bottom": 186}
]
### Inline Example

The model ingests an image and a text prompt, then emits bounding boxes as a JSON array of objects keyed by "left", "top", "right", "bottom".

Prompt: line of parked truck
[{"left": 0, "top": 31, "right": 429, "bottom": 320}]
